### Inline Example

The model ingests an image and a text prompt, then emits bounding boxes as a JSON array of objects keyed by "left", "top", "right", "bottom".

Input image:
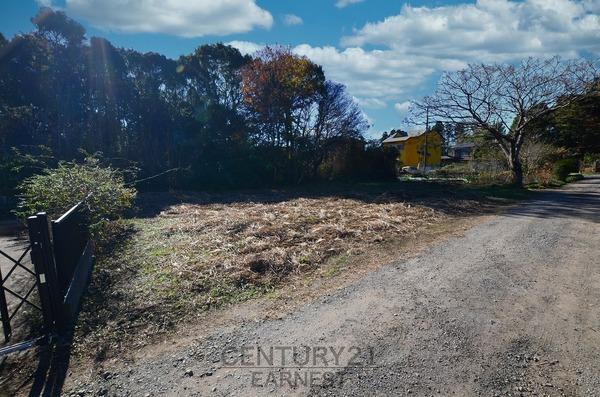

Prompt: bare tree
[{"left": 411, "top": 57, "right": 598, "bottom": 185}]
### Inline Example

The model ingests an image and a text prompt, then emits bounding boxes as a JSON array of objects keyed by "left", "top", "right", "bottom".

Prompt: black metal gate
[
  {"left": 0, "top": 201, "right": 93, "bottom": 357},
  {"left": 0, "top": 238, "right": 43, "bottom": 352}
]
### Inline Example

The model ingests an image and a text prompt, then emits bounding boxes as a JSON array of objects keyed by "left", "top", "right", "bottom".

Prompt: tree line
[{"left": 0, "top": 8, "right": 395, "bottom": 198}]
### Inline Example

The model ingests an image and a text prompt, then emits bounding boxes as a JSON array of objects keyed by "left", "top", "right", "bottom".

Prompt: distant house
[
  {"left": 382, "top": 130, "right": 443, "bottom": 170},
  {"left": 447, "top": 142, "right": 475, "bottom": 161}
]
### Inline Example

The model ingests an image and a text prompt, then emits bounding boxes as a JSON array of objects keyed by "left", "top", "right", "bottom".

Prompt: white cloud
[
  {"left": 394, "top": 101, "right": 411, "bottom": 117},
  {"left": 35, "top": 0, "right": 53, "bottom": 6},
  {"left": 355, "top": 97, "right": 387, "bottom": 109},
  {"left": 227, "top": 40, "right": 265, "bottom": 56},
  {"left": 335, "top": 0, "right": 365, "bottom": 8},
  {"left": 293, "top": 44, "right": 464, "bottom": 98},
  {"left": 342, "top": 0, "right": 600, "bottom": 62},
  {"left": 283, "top": 14, "right": 303, "bottom": 26},
  {"left": 65, "top": 0, "right": 273, "bottom": 37}
]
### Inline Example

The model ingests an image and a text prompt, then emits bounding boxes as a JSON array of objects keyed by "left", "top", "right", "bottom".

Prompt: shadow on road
[
  {"left": 26, "top": 338, "right": 73, "bottom": 397},
  {"left": 506, "top": 176, "right": 600, "bottom": 223},
  {"left": 0, "top": 321, "right": 75, "bottom": 397}
]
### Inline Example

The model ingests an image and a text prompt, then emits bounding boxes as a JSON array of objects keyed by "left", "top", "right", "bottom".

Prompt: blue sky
[{"left": 2, "top": 0, "right": 600, "bottom": 137}]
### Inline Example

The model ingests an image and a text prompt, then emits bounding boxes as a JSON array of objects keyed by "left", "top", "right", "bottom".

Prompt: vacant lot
[
  {"left": 60, "top": 177, "right": 597, "bottom": 397},
  {"left": 72, "top": 181, "right": 530, "bottom": 361}
]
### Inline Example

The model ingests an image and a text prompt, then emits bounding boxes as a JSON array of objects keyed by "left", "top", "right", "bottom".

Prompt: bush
[
  {"left": 15, "top": 158, "right": 136, "bottom": 223},
  {"left": 520, "top": 140, "right": 562, "bottom": 185},
  {"left": 469, "top": 170, "right": 513, "bottom": 185},
  {"left": 552, "top": 158, "right": 580, "bottom": 181},
  {"left": 581, "top": 153, "right": 600, "bottom": 174},
  {"left": 318, "top": 139, "right": 397, "bottom": 182},
  {"left": 434, "top": 163, "right": 476, "bottom": 179},
  {"left": 582, "top": 153, "right": 599, "bottom": 165}
]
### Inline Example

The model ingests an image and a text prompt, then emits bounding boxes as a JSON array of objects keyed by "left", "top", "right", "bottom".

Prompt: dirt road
[{"left": 67, "top": 177, "right": 600, "bottom": 396}]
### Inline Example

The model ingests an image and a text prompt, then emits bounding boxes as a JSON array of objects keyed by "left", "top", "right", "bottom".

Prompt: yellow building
[{"left": 382, "top": 130, "right": 443, "bottom": 170}]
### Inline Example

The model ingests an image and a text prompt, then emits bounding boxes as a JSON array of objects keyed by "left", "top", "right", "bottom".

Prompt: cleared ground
[
  {"left": 72, "top": 181, "right": 525, "bottom": 360},
  {"left": 60, "top": 177, "right": 600, "bottom": 396},
  {"left": 0, "top": 180, "right": 546, "bottom": 396}
]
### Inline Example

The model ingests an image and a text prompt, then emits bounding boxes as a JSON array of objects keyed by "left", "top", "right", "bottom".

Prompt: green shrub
[
  {"left": 552, "top": 158, "right": 580, "bottom": 181},
  {"left": 15, "top": 158, "right": 136, "bottom": 224},
  {"left": 582, "top": 153, "right": 599, "bottom": 167},
  {"left": 434, "top": 163, "right": 476, "bottom": 179},
  {"left": 469, "top": 170, "right": 513, "bottom": 185}
]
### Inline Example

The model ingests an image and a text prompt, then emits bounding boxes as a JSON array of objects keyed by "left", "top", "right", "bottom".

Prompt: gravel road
[{"left": 67, "top": 177, "right": 600, "bottom": 397}]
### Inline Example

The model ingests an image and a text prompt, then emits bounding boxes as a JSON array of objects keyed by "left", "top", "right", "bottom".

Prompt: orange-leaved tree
[{"left": 241, "top": 46, "right": 325, "bottom": 148}]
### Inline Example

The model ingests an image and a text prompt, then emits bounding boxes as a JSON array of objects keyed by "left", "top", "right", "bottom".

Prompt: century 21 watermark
[{"left": 220, "top": 345, "right": 376, "bottom": 388}]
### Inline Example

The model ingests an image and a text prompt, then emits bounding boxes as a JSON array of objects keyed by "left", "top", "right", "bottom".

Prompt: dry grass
[
  {"left": 156, "top": 197, "right": 440, "bottom": 288},
  {"left": 74, "top": 182, "right": 532, "bottom": 359}
]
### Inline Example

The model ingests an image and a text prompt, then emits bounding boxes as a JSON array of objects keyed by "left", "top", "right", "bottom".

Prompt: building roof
[
  {"left": 382, "top": 130, "right": 438, "bottom": 144},
  {"left": 382, "top": 135, "right": 412, "bottom": 144},
  {"left": 452, "top": 142, "right": 476, "bottom": 149}
]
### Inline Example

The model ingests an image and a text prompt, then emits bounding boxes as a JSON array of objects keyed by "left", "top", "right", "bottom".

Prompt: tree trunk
[{"left": 508, "top": 149, "right": 524, "bottom": 186}]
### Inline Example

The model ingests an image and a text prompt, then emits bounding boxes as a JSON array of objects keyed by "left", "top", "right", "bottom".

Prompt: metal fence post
[
  {"left": 0, "top": 265, "right": 12, "bottom": 341},
  {"left": 28, "top": 214, "right": 55, "bottom": 335},
  {"left": 27, "top": 213, "right": 64, "bottom": 335}
]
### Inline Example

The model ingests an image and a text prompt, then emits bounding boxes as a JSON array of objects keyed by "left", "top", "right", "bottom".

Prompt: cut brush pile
[
  {"left": 159, "top": 197, "right": 440, "bottom": 287},
  {"left": 74, "top": 183, "right": 529, "bottom": 359}
]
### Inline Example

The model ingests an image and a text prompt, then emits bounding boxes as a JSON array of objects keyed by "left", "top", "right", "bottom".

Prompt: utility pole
[{"left": 424, "top": 107, "right": 429, "bottom": 171}]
